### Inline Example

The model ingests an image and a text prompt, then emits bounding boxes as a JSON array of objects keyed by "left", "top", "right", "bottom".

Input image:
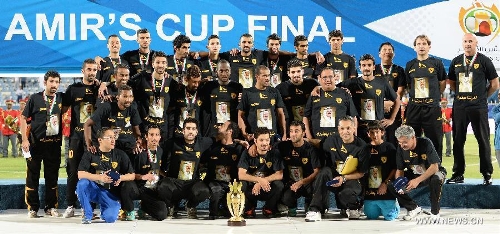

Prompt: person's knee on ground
[{"left": 363, "top": 200, "right": 382, "bottom": 220}]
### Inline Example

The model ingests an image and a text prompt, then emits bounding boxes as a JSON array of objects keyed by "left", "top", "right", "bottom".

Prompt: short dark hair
[
  {"left": 207, "top": 34, "right": 219, "bottom": 43},
  {"left": 97, "top": 127, "right": 112, "bottom": 139},
  {"left": 287, "top": 59, "right": 303, "bottom": 70},
  {"left": 294, "top": 35, "right": 308, "bottom": 47},
  {"left": 82, "top": 58, "right": 97, "bottom": 69},
  {"left": 240, "top": 33, "right": 253, "bottom": 40},
  {"left": 378, "top": 42, "right": 394, "bottom": 52},
  {"left": 359, "top": 54, "right": 375, "bottom": 66},
  {"left": 136, "top": 28, "right": 149, "bottom": 36},
  {"left": 217, "top": 59, "right": 230, "bottom": 68},
  {"left": 117, "top": 84, "right": 133, "bottom": 95},
  {"left": 413, "top": 35, "right": 431, "bottom": 46},
  {"left": 186, "top": 65, "right": 201, "bottom": 80},
  {"left": 113, "top": 64, "right": 129, "bottom": 75},
  {"left": 266, "top": 33, "right": 281, "bottom": 45},
  {"left": 144, "top": 124, "right": 161, "bottom": 137},
  {"left": 173, "top": 34, "right": 191, "bottom": 50},
  {"left": 338, "top": 115, "right": 355, "bottom": 124},
  {"left": 254, "top": 65, "right": 269, "bottom": 76},
  {"left": 320, "top": 67, "right": 334, "bottom": 76},
  {"left": 183, "top": 117, "right": 199, "bottom": 129},
  {"left": 152, "top": 51, "right": 168, "bottom": 62},
  {"left": 290, "top": 120, "right": 305, "bottom": 132},
  {"left": 44, "top": 70, "right": 61, "bottom": 82},
  {"left": 367, "top": 120, "right": 385, "bottom": 131},
  {"left": 107, "top": 34, "right": 119, "bottom": 43},
  {"left": 328, "top": 29, "right": 343, "bottom": 40},
  {"left": 253, "top": 127, "right": 270, "bottom": 139}
]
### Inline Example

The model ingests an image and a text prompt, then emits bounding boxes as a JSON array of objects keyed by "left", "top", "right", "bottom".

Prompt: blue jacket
[{"left": 490, "top": 104, "right": 500, "bottom": 150}]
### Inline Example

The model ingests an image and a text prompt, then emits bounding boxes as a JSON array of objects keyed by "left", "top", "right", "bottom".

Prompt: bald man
[{"left": 447, "top": 33, "right": 499, "bottom": 185}]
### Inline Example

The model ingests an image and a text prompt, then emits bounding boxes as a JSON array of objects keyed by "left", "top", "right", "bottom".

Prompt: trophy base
[{"left": 227, "top": 220, "right": 246, "bottom": 226}]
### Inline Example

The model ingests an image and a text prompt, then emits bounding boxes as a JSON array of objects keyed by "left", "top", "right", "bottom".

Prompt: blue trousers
[
  {"left": 76, "top": 179, "right": 120, "bottom": 222},
  {"left": 363, "top": 199, "right": 400, "bottom": 221}
]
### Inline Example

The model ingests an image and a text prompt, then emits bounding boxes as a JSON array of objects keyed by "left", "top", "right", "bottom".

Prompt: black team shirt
[
  {"left": 63, "top": 82, "right": 98, "bottom": 140},
  {"left": 320, "top": 135, "right": 370, "bottom": 175},
  {"left": 133, "top": 147, "right": 163, "bottom": 188},
  {"left": 448, "top": 52, "right": 498, "bottom": 109},
  {"left": 238, "top": 149, "right": 284, "bottom": 179},
  {"left": 276, "top": 78, "right": 319, "bottom": 123},
  {"left": 237, "top": 86, "right": 285, "bottom": 135},
  {"left": 276, "top": 140, "right": 321, "bottom": 185},
  {"left": 364, "top": 141, "right": 397, "bottom": 200},
  {"left": 201, "top": 142, "right": 245, "bottom": 183},
  {"left": 405, "top": 57, "right": 446, "bottom": 107},
  {"left": 304, "top": 88, "right": 358, "bottom": 138},
  {"left": 23, "top": 91, "right": 64, "bottom": 141},
  {"left": 161, "top": 136, "right": 213, "bottom": 181},
  {"left": 122, "top": 49, "right": 156, "bottom": 76}
]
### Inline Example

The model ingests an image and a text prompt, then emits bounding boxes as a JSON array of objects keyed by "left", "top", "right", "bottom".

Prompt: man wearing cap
[
  {"left": 1, "top": 100, "right": 20, "bottom": 157},
  {"left": 441, "top": 99, "right": 452, "bottom": 157}
]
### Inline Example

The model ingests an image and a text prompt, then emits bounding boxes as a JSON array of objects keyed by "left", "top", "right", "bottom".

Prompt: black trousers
[
  {"left": 406, "top": 104, "right": 443, "bottom": 159},
  {"left": 308, "top": 167, "right": 363, "bottom": 212},
  {"left": 207, "top": 181, "right": 230, "bottom": 216},
  {"left": 66, "top": 137, "right": 85, "bottom": 207},
  {"left": 241, "top": 180, "right": 284, "bottom": 212},
  {"left": 25, "top": 140, "right": 61, "bottom": 212},
  {"left": 388, "top": 172, "right": 445, "bottom": 215},
  {"left": 452, "top": 107, "right": 492, "bottom": 175},
  {"left": 121, "top": 181, "right": 168, "bottom": 221},
  {"left": 281, "top": 181, "right": 313, "bottom": 209},
  {"left": 157, "top": 177, "right": 210, "bottom": 208}
]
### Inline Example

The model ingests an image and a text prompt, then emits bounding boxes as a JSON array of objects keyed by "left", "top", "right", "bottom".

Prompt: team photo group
[{"left": 20, "top": 27, "right": 498, "bottom": 224}]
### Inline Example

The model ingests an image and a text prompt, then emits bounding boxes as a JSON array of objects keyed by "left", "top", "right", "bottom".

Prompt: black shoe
[
  {"left": 483, "top": 173, "right": 492, "bottom": 185},
  {"left": 446, "top": 174, "right": 464, "bottom": 184}
]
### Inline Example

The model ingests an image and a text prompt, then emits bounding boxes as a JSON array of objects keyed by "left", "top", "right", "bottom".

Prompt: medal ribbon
[
  {"left": 380, "top": 64, "right": 393, "bottom": 76},
  {"left": 463, "top": 52, "right": 477, "bottom": 77}
]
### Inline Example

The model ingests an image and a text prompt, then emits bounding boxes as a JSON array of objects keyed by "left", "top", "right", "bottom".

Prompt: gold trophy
[{"left": 227, "top": 180, "right": 246, "bottom": 226}]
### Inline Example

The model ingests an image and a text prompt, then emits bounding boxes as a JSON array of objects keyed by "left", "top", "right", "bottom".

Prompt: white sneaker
[
  {"left": 63, "top": 206, "right": 75, "bottom": 218},
  {"left": 45, "top": 208, "right": 61, "bottom": 217},
  {"left": 429, "top": 213, "right": 440, "bottom": 223},
  {"left": 305, "top": 211, "right": 321, "bottom": 222},
  {"left": 28, "top": 210, "right": 38, "bottom": 218},
  {"left": 347, "top": 209, "right": 361, "bottom": 220},
  {"left": 403, "top": 206, "right": 422, "bottom": 220}
]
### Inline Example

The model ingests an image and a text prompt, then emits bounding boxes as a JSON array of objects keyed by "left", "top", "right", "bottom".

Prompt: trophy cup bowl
[{"left": 227, "top": 180, "right": 246, "bottom": 226}]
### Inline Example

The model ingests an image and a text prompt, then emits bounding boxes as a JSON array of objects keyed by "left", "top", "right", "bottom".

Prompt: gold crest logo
[
  {"left": 266, "top": 161, "right": 273, "bottom": 168},
  {"left": 421, "top": 154, "right": 427, "bottom": 160},
  {"left": 474, "top": 63, "right": 479, "bottom": 69},
  {"left": 375, "top": 89, "right": 382, "bottom": 96},
  {"left": 196, "top": 152, "right": 201, "bottom": 158},
  {"left": 231, "top": 93, "right": 237, "bottom": 99},
  {"left": 187, "top": 64, "right": 192, "bottom": 69},
  {"left": 232, "top": 154, "right": 237, "bottom": 161},
  {"left": 392, "top": 73, "right": 398, "bottom": 78},
  {"left": 336, "top": 98, "right": 342, "bottom": 104},
  {"left": 341, "top": 145, "right": 347, "bottom": 153},
  {"left": 111, "top": 162, "right": 118, "bottom": 169},
  {"left": 428, "top": 68, "right": 434, "bottom": 73},
  {"left": 381, "top": 156, "right": 387, "bottom": 163},
  {"left": 197, "top": 100, "right": 202, "bottom": 106},
  {"left": 302, "top": 158, "right": 308, "bottom": 164},
  {"left": 343, "top": 62, "right": 348, "bottom": 68},
  {"left": 164, "top": 87, "right": 169, "bottom": 93},
  {"left": 270, "top": 99, "right": 275, "bottom": 105},
  {"left": 252, "top": 59, "right": 257, "bottom": 65}
]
